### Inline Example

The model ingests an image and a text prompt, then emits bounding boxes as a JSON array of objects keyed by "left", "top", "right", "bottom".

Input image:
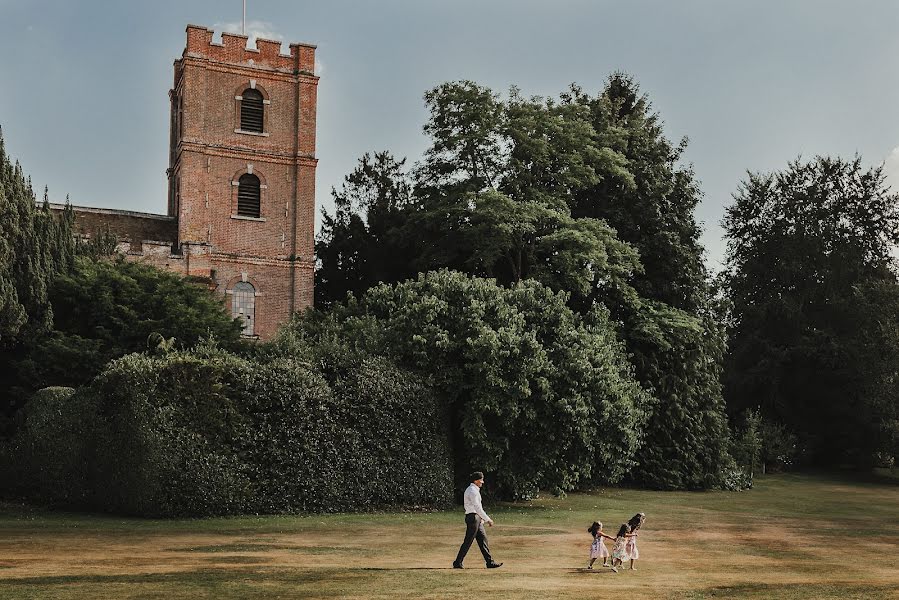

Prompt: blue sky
[{"left": 2, "top": 0, "right": 898, "bottom": 270}]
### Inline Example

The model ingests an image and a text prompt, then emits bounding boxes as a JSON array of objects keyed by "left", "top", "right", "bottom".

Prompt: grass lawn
[{"left": 0, "top": 473, "right": 897, "bottom": 599}]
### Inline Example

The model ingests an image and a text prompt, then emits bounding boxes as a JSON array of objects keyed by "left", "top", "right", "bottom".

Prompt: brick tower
[{"left": 167, "top": 25, "right": 318, "bottom": 339}]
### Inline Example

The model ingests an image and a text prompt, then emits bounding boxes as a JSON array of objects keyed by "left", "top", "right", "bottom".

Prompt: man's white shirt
[{"left": 463, "top": 483, "right": 491, "bottom": 523}]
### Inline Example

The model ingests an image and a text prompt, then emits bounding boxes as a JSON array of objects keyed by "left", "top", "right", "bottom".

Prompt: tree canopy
[
  {"left": 723, "top": 156, "right": 899, "bottom": 466},
  {"left": 315, "top": 76, "right": 736, "bottom": 490}
]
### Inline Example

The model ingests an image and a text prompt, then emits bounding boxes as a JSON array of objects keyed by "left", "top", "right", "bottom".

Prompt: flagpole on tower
[{"left": 242, "top": 0, "right": 246, "bottom": 35}]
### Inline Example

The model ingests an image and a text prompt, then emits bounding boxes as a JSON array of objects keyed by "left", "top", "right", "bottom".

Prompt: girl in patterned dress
[
  {"left": 625, "top": 513, "right": 646, "bottom": 570},
  {"left": 586, "top": 521, "right": 615, "bottom": 569},
  {"left": 609, "top": 523, "right": 632, "bottom": 573}
]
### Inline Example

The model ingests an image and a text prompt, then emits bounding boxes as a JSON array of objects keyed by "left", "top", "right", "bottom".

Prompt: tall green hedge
[
  {"left": 3, "top": 386, "right": 92, "bottom": 505},
  {"left": 5, "top": 345, "right": 453, "bottom": 516}
]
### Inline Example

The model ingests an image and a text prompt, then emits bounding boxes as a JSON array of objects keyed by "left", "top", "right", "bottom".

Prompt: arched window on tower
[
  {"left": 240, "top": 88, "right": 264, "bottom": 133},
  {"left": 231, "top": 281, "right": 256, "bottom": 337},
  {"left": 237, "top": 173, "right": 261, "bottom": 218}
]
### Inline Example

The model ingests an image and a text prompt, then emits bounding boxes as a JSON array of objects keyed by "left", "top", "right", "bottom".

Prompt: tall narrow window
[
  {"left": 237, "top": 173, "right": 261, "bottom": 218},
  {"left": 232, "top": 281, "right": 256, "bottom": 336},
  {"left": 240, "top": 88, "right": 264, "bottom": 133}
]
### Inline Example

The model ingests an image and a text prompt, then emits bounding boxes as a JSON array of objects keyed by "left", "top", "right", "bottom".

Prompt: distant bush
[
  {"left": 86, "top": 351, "right": 254, "bottom": 516},
  {"left": 758, "top": 418, "right": 800, "bottom": 473},
  {"left": 0, "top": 255, "right": 245, "bottom": 423}
]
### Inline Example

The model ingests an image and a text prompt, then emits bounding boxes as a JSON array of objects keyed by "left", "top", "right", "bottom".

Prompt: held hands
[{"left": 487, "top": 519, "right": 495, "bottom": 527}]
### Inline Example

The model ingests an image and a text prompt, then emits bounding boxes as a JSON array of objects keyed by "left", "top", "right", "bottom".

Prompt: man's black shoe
[
  {"left": 452, "top": 563, "right": 463, "bottom": 569},
  {"left": 486, "top": 562, "right": 503, "bottom": 569}
]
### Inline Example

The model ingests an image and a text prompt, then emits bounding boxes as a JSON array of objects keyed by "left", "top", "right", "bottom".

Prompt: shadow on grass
[
  {"left": 0, "top": 568, "right": 334, "bottom": 587},
  {"left": 167, "top": 543, "right": 353, "bottom": 554},
  {"left": 680, "top": 582, "right": 899, "bottom": 600}
]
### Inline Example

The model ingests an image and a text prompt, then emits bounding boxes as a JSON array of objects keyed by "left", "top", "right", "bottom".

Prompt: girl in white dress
[
  {"left": 586, "top": 521, "right": 615, "bottom": 569},
  {"left": 625, "top": 512, "right": 646, "bottom": 570}
]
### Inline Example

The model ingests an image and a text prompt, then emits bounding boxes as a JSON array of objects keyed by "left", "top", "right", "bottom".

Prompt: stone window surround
[
  {"left": 234, "top": 79, "right": 271, "bottom": 136},
  {"left": 230, "top": 165, "right": 268, "bottom": 221},
  {"left": 225, "top": 274, "right": 262, "bottom": 338}
]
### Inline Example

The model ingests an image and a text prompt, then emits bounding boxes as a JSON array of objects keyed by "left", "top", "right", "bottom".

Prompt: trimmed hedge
[
  {"left": 5, "top": 346, "right": 453, "bottom": 516},
  {"left": 3, "top": 386, "right": 93, "bottom": 505}
]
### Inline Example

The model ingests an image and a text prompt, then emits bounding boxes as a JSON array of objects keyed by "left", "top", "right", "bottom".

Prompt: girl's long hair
[
  {"left": 627, "top": 513, "right": 646, "bottom": 532},
  {"left": 588, "top": 521, "right": 601, "bottom": 536},
  {"left": 616, "top": 523, "right": 630, "bottom": 538}
]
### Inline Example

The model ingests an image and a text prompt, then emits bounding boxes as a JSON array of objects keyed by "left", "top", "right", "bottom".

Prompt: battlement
[{"left": 183, "top": 24, "right": 316, "bottom": 74}]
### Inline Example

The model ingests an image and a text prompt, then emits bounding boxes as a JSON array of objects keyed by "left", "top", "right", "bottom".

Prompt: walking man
[{"left": 453, "top": 471, "right": 503, "bottom": 569}]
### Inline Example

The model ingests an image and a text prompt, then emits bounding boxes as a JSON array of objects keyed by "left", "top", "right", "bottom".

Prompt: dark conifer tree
[{"left": 315, "top": 151, "right": 417, "bottom": 306}]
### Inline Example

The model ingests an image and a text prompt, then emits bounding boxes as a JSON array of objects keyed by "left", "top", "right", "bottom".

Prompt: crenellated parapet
[{"left": 183, "top": 24, "right": 316, "bottom": 74}]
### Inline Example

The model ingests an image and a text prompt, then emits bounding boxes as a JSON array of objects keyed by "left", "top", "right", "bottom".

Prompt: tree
[
  {"left": 0, "top": 128, "right": 74, "bottom": 348},
  {"left": 566, "top": 74, "right": 705, "bottom": 312},
  {"left": 315, "top": 151, "right": 416, "bottom": 306},
  {"left": 1, "top": 256, "right": 244, "bottom": 414},
  {"left": 279, "top": 270, "right": 650, "bottom": 499},
  {"left": 561, "top": 75, "right": 732, "bottom": 488},
  {"left": 723, "top": 156, "right": 899, "bottom": 466},
  {"left": 313, "top": 78, "right": 736, "bottom": 489},
  {"left": 409, "top": 82, "right": 642, "bottom": 304}
]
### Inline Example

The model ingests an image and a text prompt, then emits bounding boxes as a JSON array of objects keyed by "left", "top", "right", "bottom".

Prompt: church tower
[{"left": 167, "top": 24, "right": 318, "bottom": 339}]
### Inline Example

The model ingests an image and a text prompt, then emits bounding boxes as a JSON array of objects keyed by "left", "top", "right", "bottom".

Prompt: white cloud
[
  {"left": 214, "top": 20, "right": 284, "bottom": 53},
  {"left": 883, "top": 146, "right": 899, "bottom": 193}
]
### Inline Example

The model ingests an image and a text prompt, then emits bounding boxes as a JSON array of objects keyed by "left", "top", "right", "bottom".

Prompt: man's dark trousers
[{"left": 454, "top": 513, "right": 494, "bottom": 567}]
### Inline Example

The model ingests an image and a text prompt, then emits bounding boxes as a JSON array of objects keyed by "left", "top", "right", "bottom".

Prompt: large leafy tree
[
  {"left": 561, "top": 75, "right": 732, "bottom": 489},
  {"left": 409, "top": 82, "right": 640, "bottom": 300},
  {"left": 723, "top": 156, "right": 899, "bottom": 466},
  {"left": 279, "top": 270, "right": 650, "bottom": 499},
  {"left": 567, "top": 74, "right": 706, "bottom": 311}
]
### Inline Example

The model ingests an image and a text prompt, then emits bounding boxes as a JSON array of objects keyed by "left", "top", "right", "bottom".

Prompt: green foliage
[
  {"left": 75, "top": 222, "right": 119, "bottom": 259},
  {"left": 278, "top": 270, "right": 650, "bottom": 499},
  {"left": 621, "top": 297, "right": 734, "bottom": 489},
  {"left": 313, "top": 77, "right": 734, "bottom": 490},
  {"left": 0, "top": 129, "right": 74, "bottom": 349},
  {"left": 2, "top": 387, "right": 93, "bottom": 505},
  {"left": 84, "top": 352, "right": 256, "bottom": 516},
  {"left": 0, "top": 255, "right": 244, "bottom": 414},
  {"left": 723, "top": 156, "right": 899, "bottom": 467},
  {"left": 757, "top": 417, "right": 799, "bottom": 473},
  {"left": 409, "top": 81, "right": 641, "bottom": 299},
  {"left": 730, "top": 409, "right": 762, "bottom": 475},
  {"left": 315, "top": 151, "right": 417, "bottom": 306},
  {"left": 566, "top": 74, "right": 706, "bottom": 311},
  {"left": 5, "top": 344, "right": 453, "bottom": 516}
]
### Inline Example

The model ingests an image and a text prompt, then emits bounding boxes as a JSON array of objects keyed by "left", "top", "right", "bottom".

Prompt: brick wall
[
  {"left": 168, "top": 24, "right": 319, "bottom": 340},
  {"left": 52, "top": 204, "right": 177, "bottom": 251}
]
